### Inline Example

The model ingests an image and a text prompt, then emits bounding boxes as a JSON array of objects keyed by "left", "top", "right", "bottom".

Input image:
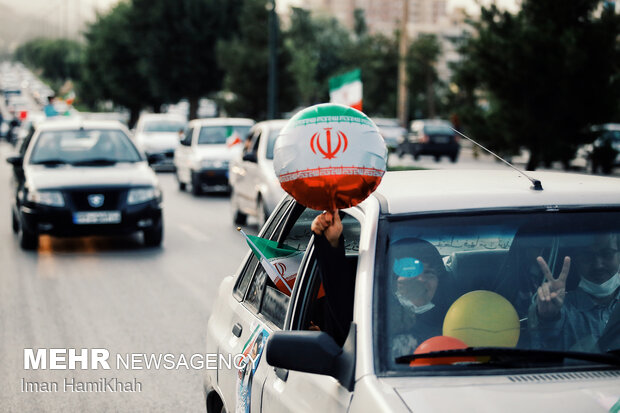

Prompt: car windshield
[
  {"left": 375, "top": 210, "right": 620, "bottom": 374},
  {"left": 423, "top": 123, "right": 453, "bottom": 135},
  {"left": 143, "top": 120, "right": 186, "bottom": 133},
  {"left": 265, "top": 128, "right": 283, "bottom": 160},
  {"left": 198, "top": 125, "right": 251, "bottom": 145},
  {"left": 29, "top": 129, "right": 142, "bottom": 164}
]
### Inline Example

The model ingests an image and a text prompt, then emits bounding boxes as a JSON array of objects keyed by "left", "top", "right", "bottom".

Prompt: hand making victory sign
[{"left": 536, "top": 256, "right": 571, "bottom": 319}]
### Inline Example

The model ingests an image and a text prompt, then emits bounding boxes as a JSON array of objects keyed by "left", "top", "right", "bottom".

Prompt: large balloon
[
  {"left": 443, "top": 290, "right": 520, "bottom": 348},
  {"left": 273, "top": 103, "right": 387, "bottom": 211},
  {"left": 410, "top": 336, "right": 475, "bottom": 366}
]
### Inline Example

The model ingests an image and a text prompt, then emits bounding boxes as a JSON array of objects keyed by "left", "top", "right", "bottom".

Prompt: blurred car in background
[
  {"left": 372, "top": 117, "right": 407, "bottom": 152},
  {"left": 6, "top": 119, "right": 163, "bottom": 250},
  {"left": 397, "top": 119, "right": 460, "bottom": 162},
  {"left": 174, "top": 117, "right": 254, "bottom": 195},
  {"left": 229, "top": 119, "right": 287, "bottom": 228},
  {"left": 570, "top": 124, "right": 620, "bottom": 174},
  {"left": 133, "top": 113, "right": 187, "bottom": 171}
]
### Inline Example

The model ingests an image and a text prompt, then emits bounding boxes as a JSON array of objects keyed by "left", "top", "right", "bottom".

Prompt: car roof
[
  {"left": 188, "top": 117, "right": 255, "bottom": 127},
  {"left": 254, "top": 119, "right": 289, "bottom": 128},
  {"left": 34, "top": 118, "right": 127, "bottom": 131},
  {"left": 373, "top": 170, "right": 620, "bottom": 215}
]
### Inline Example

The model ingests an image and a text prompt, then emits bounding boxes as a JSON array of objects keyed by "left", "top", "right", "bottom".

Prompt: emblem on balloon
[{"left": 274, "top": 103, "right": 387, "bottom": 211}]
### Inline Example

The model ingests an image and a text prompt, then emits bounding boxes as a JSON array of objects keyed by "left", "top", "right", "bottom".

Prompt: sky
[{"left": 1, "top": 0, "right": 519, "bottom": 23}]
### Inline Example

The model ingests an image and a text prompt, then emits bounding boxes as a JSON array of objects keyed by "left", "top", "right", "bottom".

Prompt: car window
[
  {"left": 181, "top": 127, "right": 193, "bottom": 146},
  {"left": 292, "top": 212, "right": 362, "bottom": 336},
  {"left": 143, "top": 120, "right": 186, "bottom": 133},
  {"left": 243, "top": 204, "right": 323, "bottom": 329},
  {"left": 375, "top": 210, "right": 620, "bottom": 374},
  {"left": 233, "top": 198, "right": 293, "bottom": 300},
  {"left": 265, "top": 128, "right": 283, "bottom": 160},
  {"left": 29, "top": 129, "right": 141, "bottom": 164}
]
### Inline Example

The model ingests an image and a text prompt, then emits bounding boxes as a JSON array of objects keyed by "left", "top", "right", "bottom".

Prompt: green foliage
[
  {"left": 407, "top": 34, "right": 443, "bottom": 119},
  {"left": 453, "top": 0, "right": 620, "bottom": 170},
  {"left": 80, "top": 2, "right": 158, "bottom": 125},
  {"left": 217, "top": 0, "right": 296, "bottom": 119},
  {"left": 14, "top": 38, "right": 83, "bottom": 91},
  {"left": 130, "top": 0, "right": 241, "bottom": 119}
]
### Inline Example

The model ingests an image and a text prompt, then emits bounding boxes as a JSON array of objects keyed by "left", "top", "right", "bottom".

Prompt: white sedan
[{"left": 205, "top": 169, "right": 620, "bottom": 413}]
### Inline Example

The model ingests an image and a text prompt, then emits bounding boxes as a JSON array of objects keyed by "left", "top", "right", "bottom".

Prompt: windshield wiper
[
  {"left": 72, "top": 158, "right": 118, "bottom": 166},
  {"left": 395, "top": 347, "right": 620, "bottom": 367},
  {"left": 31, "top": 159, "right": 67, "bottom": 166}
]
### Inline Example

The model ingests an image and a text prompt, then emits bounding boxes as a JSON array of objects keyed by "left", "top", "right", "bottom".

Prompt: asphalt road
[{"left": 0, "top": 141, "right": 258, "bottom": 412}]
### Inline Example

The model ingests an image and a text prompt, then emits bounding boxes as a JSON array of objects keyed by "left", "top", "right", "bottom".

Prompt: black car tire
[
  {"left": 233, "top": 208, "right": 247, "bottom": 226},
  {"left": 413, "top": 152, "right": 420, "bottom": 161},
  {"left": 11, "top": 209, "right": 19, "bottom": 234},
  {"left": 256, "top": 197, "right": 267, "bottom": 230},
  {"left": 18, "top": 222, "right": 39, "bottom": 250},
  {"left": 143, "top": 220, "right": 163, "bottom": 247},
  {"left": 176, "top": 171, "right": 186, "bottom": 191},
  {"left": 191, "top": 173, "right": 202, "bottom": 196},
  {"left": 450, "top": 153, "right": 459, "bottom": 163},
  {"left": 434, "top": 155, "right": 441, "bottom": 162}
]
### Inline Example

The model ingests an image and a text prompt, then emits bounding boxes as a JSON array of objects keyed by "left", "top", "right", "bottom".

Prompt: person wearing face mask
[
  {"left": 389, "top": 238, "right": 457, "bottom": 358},
  {"left": 529, "top": 233, "right": 620, "bottom": 351}
]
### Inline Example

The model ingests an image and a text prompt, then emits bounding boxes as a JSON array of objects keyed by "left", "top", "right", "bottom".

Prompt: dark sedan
[{"left": 6, "top": 120, "right": 163, "bottom": 250}]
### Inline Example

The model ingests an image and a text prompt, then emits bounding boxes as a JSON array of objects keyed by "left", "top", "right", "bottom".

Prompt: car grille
[{"left": 68, "top": 189, "right": 124, "bottom": 210}]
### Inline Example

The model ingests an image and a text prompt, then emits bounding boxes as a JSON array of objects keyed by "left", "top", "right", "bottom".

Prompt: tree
[
  {"left": 407, "top": 34, "right": 442, "bottom": 120},
  {"left": 80, "top": 2, "right": 159, "bottom": 126},
  {"left": 217, "top": 0, "right": 296, "bottom": 119},
  {"left": 130, "top": 0, "right": 242, "bottom": 119},
  {"left": 15, "top": 38, "right": 83, "bottom": 91},
  {"left": 453, "top": 1, "right": 620, "bottom": 170}
]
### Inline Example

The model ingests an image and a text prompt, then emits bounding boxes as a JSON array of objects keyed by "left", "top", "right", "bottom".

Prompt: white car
[
  {"left": 205, "top": 169, "right": 620, "bottom": 413},
  {"left": 229, "top": 119, "right": 288, "bottom": 228},
  {"left": 174, "top": 117, "right": 254, "bottom": 195},
  {"left": 133, "top": 113, "right": 187, "bottom": 170}
]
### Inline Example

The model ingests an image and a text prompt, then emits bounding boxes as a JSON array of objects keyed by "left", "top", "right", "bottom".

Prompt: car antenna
[{"left": 451, "top": 128, "right": 543, "bottom": 191}]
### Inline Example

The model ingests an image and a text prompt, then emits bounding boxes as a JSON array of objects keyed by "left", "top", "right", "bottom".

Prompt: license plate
[
  {"left": 433, "top": 136, "right": 450, "bottom": 144},
  {"left": 73, "top": 211, "right": 121, "bottom": 224}
]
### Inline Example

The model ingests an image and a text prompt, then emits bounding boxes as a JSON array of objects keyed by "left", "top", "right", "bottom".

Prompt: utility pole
[
  {"left": 397, "top": 0, "right": 409, "bottom": 129},
  {"left": 267, "top": 0, "right": 279, "bottom": 119}
]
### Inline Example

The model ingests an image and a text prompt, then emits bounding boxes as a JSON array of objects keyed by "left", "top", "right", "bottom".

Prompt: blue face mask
[{"left": 393, "top": 258, "right": 424, "bottom": 278}]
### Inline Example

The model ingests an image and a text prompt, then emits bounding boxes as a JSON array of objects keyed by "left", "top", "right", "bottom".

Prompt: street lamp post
[{"left": 267, "top": 0, "right": 279, "bottom": 119}]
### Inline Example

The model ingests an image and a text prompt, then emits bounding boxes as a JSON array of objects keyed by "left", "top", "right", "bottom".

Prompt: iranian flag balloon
[{"left": 273, "top": 103, "right": 387, "bottom": 211}]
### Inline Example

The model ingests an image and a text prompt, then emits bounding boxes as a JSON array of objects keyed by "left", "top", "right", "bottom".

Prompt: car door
[
  {"left": 217, "top": 200, "right": 323, "bottom": 411},
  {"left": 237, "top": 127, "right": 262, "bottom": 214},
  {"left": 260, "top": 211, "right": 362, "bottom": 413}
]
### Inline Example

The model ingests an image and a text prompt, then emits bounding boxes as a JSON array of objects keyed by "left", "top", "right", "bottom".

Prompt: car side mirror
[
  {"left": 242, "top": 152, "right": 257, "bottom": 163},
  {"left": 6, "top": 155, "right": 23, "bottom": 167},
  {"left": 266, "top": 325, "right": 356, "bottom": 391}
]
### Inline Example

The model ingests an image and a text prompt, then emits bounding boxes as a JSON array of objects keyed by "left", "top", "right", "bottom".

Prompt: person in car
[
  {"left": 311, "top": 211, "right": 457, "bottom": 356},
  {"left": 529, "top": 233, "right": 620, "bottom": 351}
]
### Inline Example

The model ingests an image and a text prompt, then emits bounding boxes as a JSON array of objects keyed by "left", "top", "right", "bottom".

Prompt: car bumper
[
  {"left": 146, "top": 150, "right": 176, "bottom": 170},
  {"left": 193, "top": 169, "right": 230, "bottom": 191},
  {"left": 20, "top": 201, "right": 162, "bottom": 237}
]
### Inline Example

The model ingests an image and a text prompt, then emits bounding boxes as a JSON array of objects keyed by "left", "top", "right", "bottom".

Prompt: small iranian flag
[
  {"left": 226, "top": 130, "right": 242, "bottom": 147},
  {"left": 237, "top": 228, "right": 303, "bottom": 296},
  {"left": 329, "top": 69, "right": 362, "bottom": 111}
]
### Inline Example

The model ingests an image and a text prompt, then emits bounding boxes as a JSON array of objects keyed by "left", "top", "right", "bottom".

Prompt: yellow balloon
[{"left": 443, "top": 290, "right": 520, "bottom": 348}]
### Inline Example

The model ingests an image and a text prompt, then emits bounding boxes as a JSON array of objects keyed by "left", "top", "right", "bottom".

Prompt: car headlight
[
  {"left": 127, "top": 187, "right": 160, "bottom": 205},
  {"left": 26, "top": 190, "right": 65, "bottom": 207},
  {"left": 200, "top": 159, "right": 228, "bottom": 169}
]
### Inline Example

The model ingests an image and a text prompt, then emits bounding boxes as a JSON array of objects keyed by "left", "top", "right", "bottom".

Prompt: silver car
[{"left": 229, "top": 119, "right": 288, "bottom": 228}]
